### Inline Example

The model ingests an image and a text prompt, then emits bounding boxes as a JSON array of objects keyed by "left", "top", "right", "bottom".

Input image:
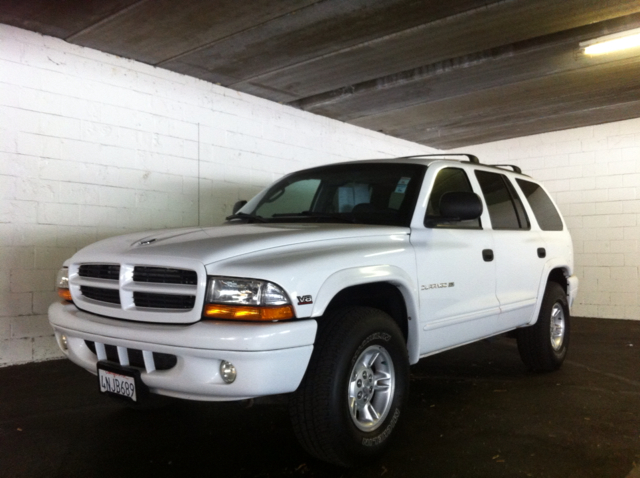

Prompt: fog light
[
  {"left": 220, "top": 360, "right": 237, "bottom": 384},
  {"left": 60, "top": 335, "right": 68, "bottom": 351}
]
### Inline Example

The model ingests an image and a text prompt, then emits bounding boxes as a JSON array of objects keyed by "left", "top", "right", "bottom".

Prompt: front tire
[
  {"left": 517, "top": 282, "right": 570, "bottom": 372},
  {"left": 290, "top": 307, "right": 409, "bottom": 467}
]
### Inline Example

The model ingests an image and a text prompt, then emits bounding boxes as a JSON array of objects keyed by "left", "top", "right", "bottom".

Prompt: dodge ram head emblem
[{"left": 297, "top": 295, "right": 313, "bottom": 305}]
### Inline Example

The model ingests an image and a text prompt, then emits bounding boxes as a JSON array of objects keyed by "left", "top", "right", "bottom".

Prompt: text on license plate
[{"left": 99, "top": 369, "right": 137, "bottom": 401}]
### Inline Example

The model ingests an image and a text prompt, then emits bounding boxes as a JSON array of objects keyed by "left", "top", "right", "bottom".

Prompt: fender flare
[
  {"left": 527, "top": 258, "right": 573, "bottom": 326},
  {"left": 310, "top": 265, "right": 422, "bottom": 364}
]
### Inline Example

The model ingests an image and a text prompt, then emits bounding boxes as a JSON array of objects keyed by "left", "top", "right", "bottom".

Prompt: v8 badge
[{"left": 297, "top": 295, "right": 313, "bottom": 305}]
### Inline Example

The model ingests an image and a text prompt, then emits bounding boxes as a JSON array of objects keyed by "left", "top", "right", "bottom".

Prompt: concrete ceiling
[{"left": 3, "top": 0, "right": 640, "bottom": 149}]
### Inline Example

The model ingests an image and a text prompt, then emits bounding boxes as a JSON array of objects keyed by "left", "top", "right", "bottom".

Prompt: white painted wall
[
  {"left": 0, "top": 24, "right": 434, "bottom": 366},
  {"left": 3, "top": 22, "right": 635, "bottom": 368},
  {"left": 451, "top": 120, "right": 640, "bottom": 320}
]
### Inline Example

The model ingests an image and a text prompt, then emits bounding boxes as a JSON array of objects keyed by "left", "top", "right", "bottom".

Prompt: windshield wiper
[
  {"left": 272, "top": 212, "right": 358, "bottom": 224},
  {"left": 225, "top": 212, "right": 268, "bottom": 223}
]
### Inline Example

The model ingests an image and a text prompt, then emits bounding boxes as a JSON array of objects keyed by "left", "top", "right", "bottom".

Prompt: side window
[
  {"left": 426, "top": 168, "right": 480, "bottom": 229},
  {"left": 475, "top": 171, "right": 529, "bottom": 230},
  {"left": 504, "top": 177, "right": 530, "bottom": 229},
  {"left": 517, "top": 179, "right": 564, "bottom": 231}
]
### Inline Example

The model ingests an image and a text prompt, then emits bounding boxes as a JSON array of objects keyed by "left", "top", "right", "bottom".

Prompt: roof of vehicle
[{"left": 328, "top": 154, "right": 528, "bottom": 177}]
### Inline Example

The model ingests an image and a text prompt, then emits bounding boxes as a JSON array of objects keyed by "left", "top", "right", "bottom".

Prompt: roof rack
[
  {"left": 493, "top": 164, "right": 522, "bottom": 174},
  {"left": 397, "top": 154, "right": 523, "bottom": 175},
  {"left": 397, "top": 153, "right": 480, "bottom": 164}
]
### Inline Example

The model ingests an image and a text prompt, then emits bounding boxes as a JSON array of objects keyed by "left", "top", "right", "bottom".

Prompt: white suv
[{"left": 49, "top": 154, "right": 578, "bottom": 466}]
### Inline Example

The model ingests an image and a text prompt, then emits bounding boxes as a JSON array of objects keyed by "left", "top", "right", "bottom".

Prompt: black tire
[
  {"left": 517, "top": 282, "right": 570, "bottom": 372},
  {"left": 289, "top": 306, "right": 409, "bottom": 467}
]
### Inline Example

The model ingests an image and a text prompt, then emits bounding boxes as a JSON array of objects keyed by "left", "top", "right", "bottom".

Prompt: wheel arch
[
  {"left": 527, "top": 261, "right": 573, "bottom": 326},
  {"left": 547, "top": 267, "right": 568, "bottom": 294},
  {"left": 310, "top": 266, "right": 421, "bottom": 364}
]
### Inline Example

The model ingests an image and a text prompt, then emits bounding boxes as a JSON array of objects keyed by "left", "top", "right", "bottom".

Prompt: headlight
[
  {"left": 56, "top": 268, "right": 72, "bottom": 301},
  {"left": 203, "top": 277, "right": 294, "bottom": 321}
]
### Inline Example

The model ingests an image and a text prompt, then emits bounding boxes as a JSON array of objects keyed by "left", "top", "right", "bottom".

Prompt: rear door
[{"left": 474, "top": 170, "right": 546, "bottom": 328}]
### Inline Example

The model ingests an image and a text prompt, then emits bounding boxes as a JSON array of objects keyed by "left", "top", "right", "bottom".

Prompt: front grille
[
  {"left": 81, "top": 286, "right": 120, "bottom": 305},
  {"left": 85, "top": 341, "right": 178, "bottom": 371},
  {"left": 75, "top": 263, "right": 198, "bottom": 312},
  {"left": 133, "top": 267, "right": 197, "bottom": 285},
  {"left": 79, "top": 264, "right": 120, "bottom": 280},
  {"left": 133, "top": 292, "right": 195, "bottom": 309}
]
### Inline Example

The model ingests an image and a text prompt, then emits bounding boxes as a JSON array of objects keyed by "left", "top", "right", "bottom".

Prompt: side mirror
[
  {"left": 425, "top": 192, "right": 483, "bottom": 226},
  {"left": 232, "top": 200, "right": 247, "bottom": 215}
]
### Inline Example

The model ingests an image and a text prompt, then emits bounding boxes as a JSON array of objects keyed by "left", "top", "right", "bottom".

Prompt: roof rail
[
  {"left": 492, "top": 164, "right": 522, "bottom": 174},
  {"left": 397, "top": 153, "right": 480, "bottom": 164},
  {"left": 397, "top": 154, "right": 524, "bottom": 175}
]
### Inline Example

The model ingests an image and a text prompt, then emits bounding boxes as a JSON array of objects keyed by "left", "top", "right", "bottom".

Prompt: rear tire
[
  {"left": 290, "top": 307, "right": 409, "bottom": 467},
  {"left": 517, "top": 282, "right": 570, "bottom": 372}
]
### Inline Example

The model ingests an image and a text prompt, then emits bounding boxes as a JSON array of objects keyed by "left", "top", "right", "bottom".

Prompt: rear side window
[
  {"left": 517, "top": 179, "right": 564, "bottom": 231},
  {"left": 475, "top": 171, "right": 529, "bottom": 230}
]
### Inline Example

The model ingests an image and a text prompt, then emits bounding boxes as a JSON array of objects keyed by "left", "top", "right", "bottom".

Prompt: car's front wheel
[{"left": 289, "top": 306, "right": 409, "bottom": 467}]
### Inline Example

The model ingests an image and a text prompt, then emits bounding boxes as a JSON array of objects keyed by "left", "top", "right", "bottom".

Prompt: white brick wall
[
  {"left": 451, "top": 120, "right": 640, "bottom": 321},
  {"left": 0, "top": 24, "right": 434, "bottom": 367}
]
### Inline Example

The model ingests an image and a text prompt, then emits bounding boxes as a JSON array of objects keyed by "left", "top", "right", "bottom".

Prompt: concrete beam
[
  {"left": 290, "top": 14, "right": 640, "bottom": 121},
  {"left": 232, "top": 0, "right": 640, "bottom": 102},
  {"left": 159, "top": 0, "right": 492, "bottom": 87}
]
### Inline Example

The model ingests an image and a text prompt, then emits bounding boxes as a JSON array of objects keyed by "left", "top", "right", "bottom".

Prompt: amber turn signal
[
  {"left": 203, "top": 304, "right": 294, "bottom": 321},
  {"left": 57, "top": 288, "right": 72, "bottom": 301}
]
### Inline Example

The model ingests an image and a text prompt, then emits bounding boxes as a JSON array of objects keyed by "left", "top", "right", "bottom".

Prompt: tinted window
[
  {"left": 475, "top": 171, "right": 528, "bottom": 230},
  {"left": 239, "top": 163, "right": 426, "bottom": 227},
  {"left": 504, "top": 177, "right": 530, "bottom": 229},
  {"left": 517, "top": 179, "right": 564, "bottom": 231},
  {"left": 426, "top": 168, "right": 480, "bottom": 229}
]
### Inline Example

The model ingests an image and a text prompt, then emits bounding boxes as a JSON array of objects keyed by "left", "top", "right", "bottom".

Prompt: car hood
[{"left": 70, "top": 223, "right": 411, "bottom": 265}]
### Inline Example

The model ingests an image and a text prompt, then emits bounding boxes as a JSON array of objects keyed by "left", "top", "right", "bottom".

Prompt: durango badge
[
  {"left": 421, "top": 282, "right": 455, "bottom": 290},
  {"left": 297, "top": 295, "right": 313, "bottom": 305}
]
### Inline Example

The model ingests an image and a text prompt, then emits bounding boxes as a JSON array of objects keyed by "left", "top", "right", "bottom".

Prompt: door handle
[
  {"left": 482, "top": 249, "right": 494, "bottom": 262},
  {"left": 537, "top": 247, "right": 546, "bottom": 258}
]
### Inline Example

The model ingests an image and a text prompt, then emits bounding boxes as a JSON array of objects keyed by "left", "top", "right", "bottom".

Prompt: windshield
[{"left": 231, "top": 163, "right": 426, "bottom": 227}]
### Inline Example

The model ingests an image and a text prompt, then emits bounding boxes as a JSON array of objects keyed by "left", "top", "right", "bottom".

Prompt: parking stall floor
[{"left": 1, "top": 317, "right": 639, "bottom": 478}]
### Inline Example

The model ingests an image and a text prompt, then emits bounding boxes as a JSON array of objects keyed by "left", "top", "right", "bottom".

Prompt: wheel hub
[
  {"left": 348, "top": 345, "right": 395, "bottom": 432},
  {"left": 550, "top": 302, "right": 566, "bottom": 351}
]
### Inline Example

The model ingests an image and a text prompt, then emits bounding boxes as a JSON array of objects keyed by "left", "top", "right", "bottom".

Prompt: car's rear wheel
[
  {"left": 517, "top": 282, "right": 570, "bottom": 372},
  {"left": 289, "top": 306, "right": 409, "bottom": 467}
]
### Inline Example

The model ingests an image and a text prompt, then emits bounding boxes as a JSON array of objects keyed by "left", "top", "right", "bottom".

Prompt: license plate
[{"left": 98, "top": 363, "right": 138, "bottom": 402}]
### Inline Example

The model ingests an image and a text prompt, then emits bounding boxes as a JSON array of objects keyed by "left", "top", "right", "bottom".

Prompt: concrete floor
[{"left": 1, "top": 317, "right": 639, "bottom": 478}]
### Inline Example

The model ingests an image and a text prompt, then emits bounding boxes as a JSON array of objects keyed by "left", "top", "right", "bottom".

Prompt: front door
[{"left": 412, "top": 166, "right": 500, "bottom": 356}]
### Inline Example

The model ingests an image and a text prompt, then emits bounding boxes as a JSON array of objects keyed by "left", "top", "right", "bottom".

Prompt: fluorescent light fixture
[{"left": 580, "top": 27, "right": 640, "bottom": 55}]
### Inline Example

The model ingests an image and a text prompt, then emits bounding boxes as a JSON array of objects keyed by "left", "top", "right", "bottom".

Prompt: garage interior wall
[
  {"left": 0, "top": 24, "right": 434, "bottom": 367},
  {"left": 451, "top": 120, "right": 640, "bottom": 321}
]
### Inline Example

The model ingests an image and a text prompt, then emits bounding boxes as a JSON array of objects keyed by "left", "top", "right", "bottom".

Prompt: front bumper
[{"left": 49, "top": 302, "right": 316, "bottom": 401}]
